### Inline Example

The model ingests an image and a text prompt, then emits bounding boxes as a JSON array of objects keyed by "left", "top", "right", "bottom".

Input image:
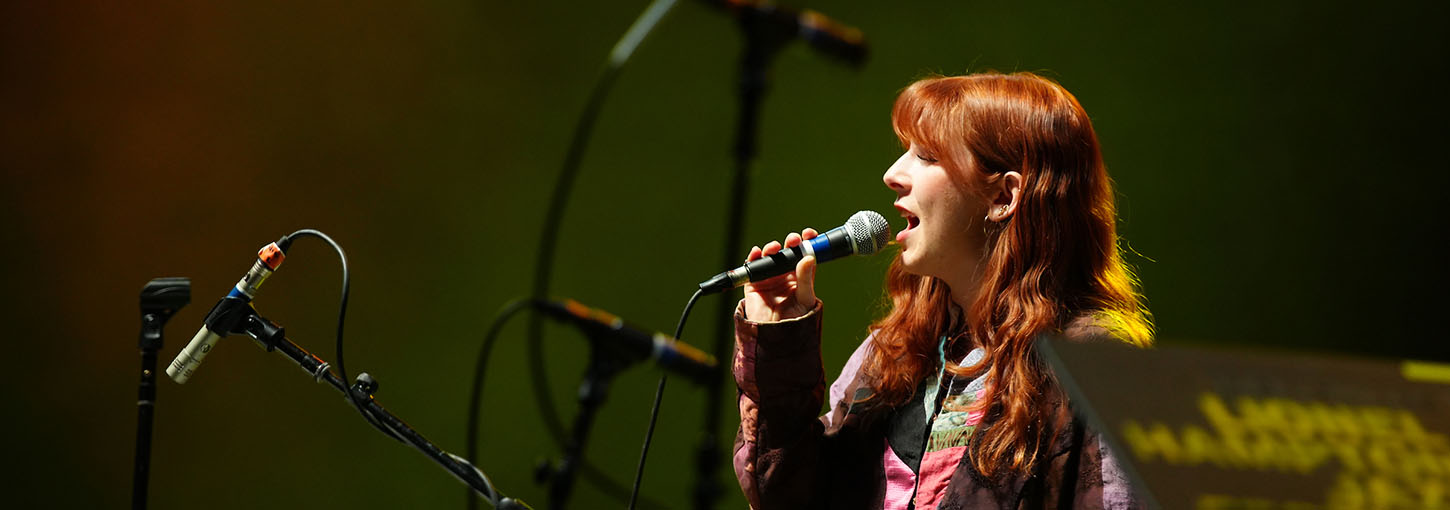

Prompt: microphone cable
[
  {"left": 280, "top": 230, "right": 511, "bottom": 505},
  {"left": 463, "top": 298, "right": 532, "bottom": 510},
  {"left": 627, "top": 287, "right": 706, "bottom": 509},
  {"left": 277, "top": 229, "right": 402, "bottom": 441}
]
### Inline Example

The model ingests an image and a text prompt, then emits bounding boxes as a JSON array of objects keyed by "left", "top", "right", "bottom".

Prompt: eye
[{"left": 915, "top": 152, "right": 938, "bottom": 164}]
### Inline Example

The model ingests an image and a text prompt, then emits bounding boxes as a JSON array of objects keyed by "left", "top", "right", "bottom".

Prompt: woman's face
[{"left": 883, "top": 143, "right": 990, "bottom": 292}]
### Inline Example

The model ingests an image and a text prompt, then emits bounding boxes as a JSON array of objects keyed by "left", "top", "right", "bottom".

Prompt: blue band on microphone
[{"left": 806, "top": 234, "right": 836, "bottom": 262}]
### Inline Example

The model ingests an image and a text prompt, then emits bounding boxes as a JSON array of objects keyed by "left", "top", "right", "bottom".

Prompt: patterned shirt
[{"left": 736, "top": 301, "right": 1142, "bottom": 510}]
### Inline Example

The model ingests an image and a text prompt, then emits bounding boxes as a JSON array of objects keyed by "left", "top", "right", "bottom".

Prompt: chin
[{"left": 897, "top": 254, "right": 927, "bottom": 276}]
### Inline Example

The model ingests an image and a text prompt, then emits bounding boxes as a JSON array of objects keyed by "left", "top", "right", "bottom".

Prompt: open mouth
[{"left": 896, "top": 206, "right": 919, "bottom": 243}]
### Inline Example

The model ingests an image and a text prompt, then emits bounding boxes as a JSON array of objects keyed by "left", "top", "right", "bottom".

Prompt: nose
[{"left": 883, "top": 152, "right": 911, "bottom": 194}]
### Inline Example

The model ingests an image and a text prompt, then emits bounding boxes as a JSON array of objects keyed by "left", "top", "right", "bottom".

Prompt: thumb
[{"left": 795, "top": 255, "right": 817, "bottom": 305}]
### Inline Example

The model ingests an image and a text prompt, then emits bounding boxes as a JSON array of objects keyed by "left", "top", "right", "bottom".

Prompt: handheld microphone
[
  {"left": 166, "top": 240, "right": 287, "bottom": 384},
  {"left": 698, "top": 210, "right": 891, "bottom": 295},
  {"left": 534, "top": 299, "right": 718, "bottom": 384}
]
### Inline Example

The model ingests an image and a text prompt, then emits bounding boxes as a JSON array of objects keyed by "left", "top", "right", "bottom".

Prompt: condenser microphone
[
  {"left": 534, "top": 299, "right": 718, "bottom": 384},
  {"left": 166, "top": 240, "right": 287, "bottom": 384},
  {"left": 698, "top": 210, "right": 891, "bottom": 294}
]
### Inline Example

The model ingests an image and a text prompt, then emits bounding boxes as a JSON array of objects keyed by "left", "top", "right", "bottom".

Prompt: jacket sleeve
[
  {"left": 1035, "top": 419, "right": 1145, "bottom": 510},
  {"left": 732, "top": 299, "right": 828, "bottom": 510},
  {"left": 1085, "top": 431, "right": 1143, "bottom": 510}
]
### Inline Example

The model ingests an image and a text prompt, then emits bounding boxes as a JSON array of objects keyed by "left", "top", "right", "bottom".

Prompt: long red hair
[{"left": 861, "top": 72, "right": 1153, "bottom": 479}]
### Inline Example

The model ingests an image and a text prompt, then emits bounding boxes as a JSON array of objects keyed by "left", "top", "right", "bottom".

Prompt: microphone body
[
  {"left": 721, "top": 0, "right": 868, "bottom": 66},
  {"left": 699, "top": 210, "right": 890, "bottom": 294},
  {"left": 166, "top": 242, "right": 286, "bottom": 384},
  {"left": 534, "top": 299, "right": 717, "bottom": 384}
]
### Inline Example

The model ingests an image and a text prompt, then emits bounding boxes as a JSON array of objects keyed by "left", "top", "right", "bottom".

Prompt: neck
[
  {"left": 944, "top": 266, "right": 982, "bottom": 319},
  {"left": 943, "top": 277, "right": 978, "bottom": 335}
]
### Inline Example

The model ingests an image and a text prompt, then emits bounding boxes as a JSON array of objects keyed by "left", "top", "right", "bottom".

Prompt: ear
[{"left": 987, "top": 171, "right": 1023, "bottom": 222}]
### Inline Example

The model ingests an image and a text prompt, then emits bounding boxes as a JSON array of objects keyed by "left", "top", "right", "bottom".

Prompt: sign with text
[{"left": 1038, "top": 338, "right": 1450, "bottom": 510}]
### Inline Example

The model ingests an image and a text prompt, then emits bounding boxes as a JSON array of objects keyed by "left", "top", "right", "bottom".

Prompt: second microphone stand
[
  {"left": 535, "top": 340, "right": 635, "bottom": 509},
  {"left": 134, "top": 277, "right": 190, "bottom": 510},
  {"left": 696, "top": 10, "right": 800, "bottom": 510}
]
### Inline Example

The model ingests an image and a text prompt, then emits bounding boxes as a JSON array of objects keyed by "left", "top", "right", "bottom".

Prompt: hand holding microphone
[
  {"left": 701, "top": 210, "right": 891, "bottom": 321},
  {"left": 743, "top": 229, "right": 821, "bottom": 322}
]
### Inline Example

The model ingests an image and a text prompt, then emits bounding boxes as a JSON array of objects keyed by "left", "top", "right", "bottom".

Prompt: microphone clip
[
  {"left": 140, "top": 278, "right": 191, "bottom": 350},
  {"left": 195, "top": 295, "right": 291, "bottom": 356},
  {"left": 201, "top": 296, "right": 255, "bottom": 339}
]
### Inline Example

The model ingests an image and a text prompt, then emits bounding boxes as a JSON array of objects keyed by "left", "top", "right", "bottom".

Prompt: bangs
[
  {"left": 891, "top": 83, "right": 930, "bottom": 151},
  {"left": 891, "top": 77, "right": 972, "bottom": 177}
]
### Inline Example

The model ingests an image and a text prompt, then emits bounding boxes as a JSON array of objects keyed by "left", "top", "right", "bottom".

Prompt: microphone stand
[
  {"left": 134, "top": 278, "right": 190, "bottom": 510},
  {"left": 696, "top": 11, "right": 797, "bottom": 510},
  {"left": 210, "top": 298, "right": 532, "bottom": 509},
  {"left": 535, "top": 341, "right": 631, "bottom": 510}
]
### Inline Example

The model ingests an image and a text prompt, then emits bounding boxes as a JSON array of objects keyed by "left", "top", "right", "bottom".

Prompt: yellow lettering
[
  {"left": 1237, "top": 396, "right": 1278, "bottom": 434},
  {"left": 1181, "top": 425, "right": 1222, "bottom": 466},
  {"left": 1365, "top": 442, "right": 1395, "bottom": 475},
  {"left": 1422, "top": 479, "right": 1447, "bottom": 510},
  {"left": 1168, "top": 392, "right": 1450, "bottom": 508},
  {"left": 1358, "top": 406, "right": 1397, "bottom": 438},
  {"left": 1194, "top": 494, "right": 1233, "bottom": 510},
  {"left": 1120, "top": 420, "right": 1182, "bottom": 464},
  {"left": 1283, "top": 439, "right": 1332, "bottom": 474},
  {"left": 1304, "top": 402, "right": 1361, "bottom": 443},
  {"left": 1200, "top": 393, "right": 1256, "bottom": 468},
  {"left": 1398, "top": 410, "right": 1429, "bottom": 444},
  {"left": 1332, "top": 443, "right": 1367, "bottom": 472},
  {"left": 1272, "top": 398, "right": 1317, "bottom": 440},
  {"left": 1326, "top": 473, "right": 1365, "bottom": 510},
  {"left": 1200, "top": 393, "right": 1245, "bottom": 436},
  {"left": 1400, "top": 446, "right": 1444, "bottom": 480},
  {"left": 1242, "top": 433, "right": 1294, "bottom": 472},
  {"left": 1366, "top": 474, "right": 1415, "bottom": 509}
]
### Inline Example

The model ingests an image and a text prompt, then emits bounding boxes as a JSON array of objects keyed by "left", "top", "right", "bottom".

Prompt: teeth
[{"left": 895, "top": 204, "right": 919, "bottom": 230}]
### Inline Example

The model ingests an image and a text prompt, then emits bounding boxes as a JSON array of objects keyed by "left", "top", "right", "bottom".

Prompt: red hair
[{"left": 862, "top": 72, "right": 1153, "bottom": 479}]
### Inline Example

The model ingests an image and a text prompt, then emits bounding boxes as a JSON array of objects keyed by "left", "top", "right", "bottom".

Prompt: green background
[{"left": 3, "top": 1, "right": 1446, "bottom": 508}]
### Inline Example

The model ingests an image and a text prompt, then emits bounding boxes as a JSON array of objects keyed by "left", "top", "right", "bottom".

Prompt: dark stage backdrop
[{"left": 2, "top": 1, "right": 1446, "bottom": 508}]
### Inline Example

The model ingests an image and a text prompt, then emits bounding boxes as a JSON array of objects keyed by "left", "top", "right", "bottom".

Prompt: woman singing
[{"left": 732, "top": 72, "right": 1153, "bottom": 509}]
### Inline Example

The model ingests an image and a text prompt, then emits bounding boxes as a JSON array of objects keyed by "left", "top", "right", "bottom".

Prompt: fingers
[
  {"left": 784, "top": 232, "right": 802, "bottom": 248},
  {"left": 795, "top": 255, "right": 817, "bottom": 306},
  {"left": 746, "top": 227, "right": 817, "bottom": 262}
]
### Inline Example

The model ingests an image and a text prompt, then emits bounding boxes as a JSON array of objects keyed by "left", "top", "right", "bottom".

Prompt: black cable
[
  {"left": 275, "top": 230, "right": 510, "bottom": 506},
  {"left": 279, "top": 229, "right": 391, "bottom": 437},
  {"left": 628, "top": 288, "right": 706, "bottom": 510},
  {"left": 464, "top": 298, "right": 533, "bottom": 510}
]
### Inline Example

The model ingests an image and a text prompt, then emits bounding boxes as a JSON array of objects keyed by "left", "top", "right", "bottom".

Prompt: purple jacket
[{"left": 732, "top": 301, "right": 1141, "bottom": 510}]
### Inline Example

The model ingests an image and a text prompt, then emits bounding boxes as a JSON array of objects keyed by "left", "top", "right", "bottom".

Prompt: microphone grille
[{"left": 845, "top": 210, "right": 891, "bottom": 255}]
